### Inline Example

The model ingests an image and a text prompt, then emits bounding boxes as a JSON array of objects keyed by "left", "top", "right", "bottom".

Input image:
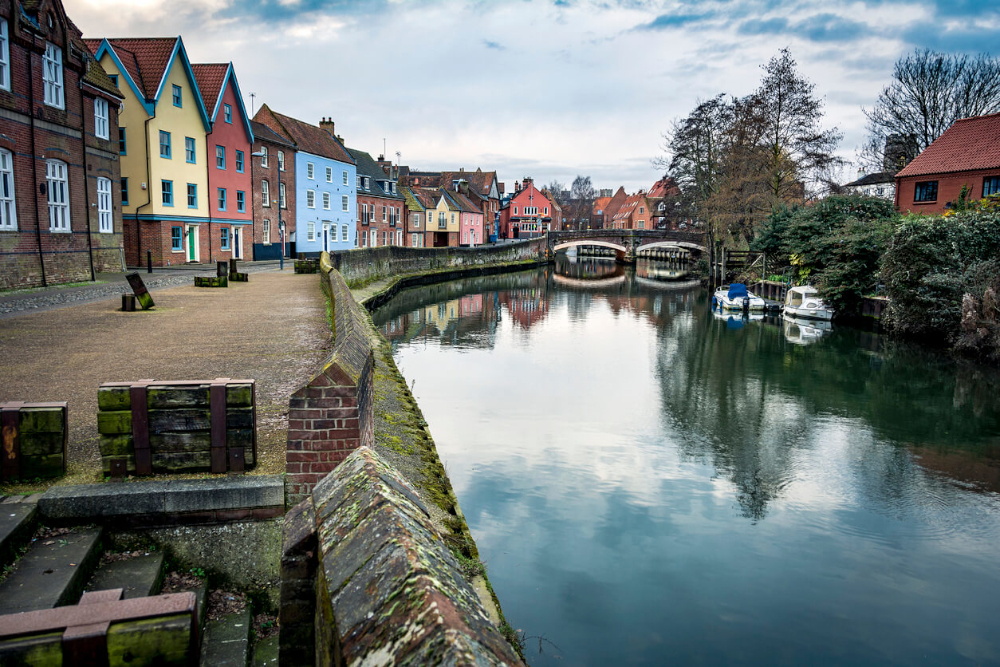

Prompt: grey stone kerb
[{"left": 280, "top": 447, "right": 524, "bottom": 666}]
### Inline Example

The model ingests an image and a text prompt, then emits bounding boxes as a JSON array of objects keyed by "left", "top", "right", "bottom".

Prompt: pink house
[
  {"left": 449, "top": 190, "right": 484, "bottom": 246},
  {"left": 193, "top": 63, "right": 254, "bottom": 261},
  {"left": 499, "top": 178, "right": 554, "bottom": 239}
]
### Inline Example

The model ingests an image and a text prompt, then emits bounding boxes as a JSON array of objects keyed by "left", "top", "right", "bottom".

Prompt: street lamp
[{"left": 251, "top": 150, "right": 284, "bottom": 270}]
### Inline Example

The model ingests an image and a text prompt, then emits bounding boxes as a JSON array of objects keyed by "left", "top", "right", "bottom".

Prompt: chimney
[{"left": 319, "top": 117, "right": 335, "bottom": 135}]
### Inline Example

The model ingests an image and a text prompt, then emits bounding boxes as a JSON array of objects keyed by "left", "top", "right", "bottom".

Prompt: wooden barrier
[
  {"left": 97, "top": 379, "right": 255, "bottom": 477},
  {"left": 0, "top": 401, "right": 68, "bottom": 481},
  {"left": 228, "top": 258, "right": 248, "bottom": 282},
  {"left": 193, "top": 276, "right": 227, "bottom": 288},
  {"left": 125, "top": 273, "right": 154, "bottom": 310}
]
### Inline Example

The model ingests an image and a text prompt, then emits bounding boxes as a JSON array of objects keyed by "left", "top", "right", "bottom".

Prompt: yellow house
[
  {"left": 87, "top": 37, "right": 212, "bottom": 265},
  {"left": 431, "top": 189, "right": 460, "bottom": 245}
]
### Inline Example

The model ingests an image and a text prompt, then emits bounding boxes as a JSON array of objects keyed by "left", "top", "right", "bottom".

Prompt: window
[
  {"left": 263, "top": 219, "right": 270, "bottom": 245},
  {"left": 359, "top": 203, "right": 366, "bottom": 222},
  {"left": 279, "top": 183, "right": 286, "bottom": 208},
  {"left": 307, "top": 221, "right": 315, "bottom": 242},
  {"left": 341, "top": 224, "right": 348, "bottom": 242},
  {"left": 119, "top": 128, "right": 127, "bottom": 155},
  {"left": 451, "top": 213, "right": 455, "bottom": 224},
  {"left": 341, "top": 195, "right": 348, "bottom": 212},
  {"left": 171, "top": 226, "right": 183, "bottom": 251},
  {"left": 361, "top": 231, "right": 367, "bottom": 247},
  {"left": 438, "top": 211, "right": 446, "bottom": 227},
  {"left": 261, "top": 180, "right": 270, "bottom": 207},
  {"left": 382, "top": 205, "right": 387, "bottom": 222},
  {"left": 412, "top": 213, "right": 420, "bottom": 228},
  {"left": 235, "top": 150, "right": 244, "bottom": 173},
  {"left": 224, "top": 104, "right": 232, "bottom": 123},
  {"left": 172, "top": 84, "right": 182, "bottom": 107},
  {"left": 306, "top": 190, "right": 315, "bottom": 208},
  {"left": 307, "top": 162, "right": 314, "bottom": 179},
  {"left": 0, "top": 148, "right": 15, "bottom": 230},
  {"left": 260, "top": 146, "right": 268, "bottom": 168},
  {"left": 277, "top": 151, "right": 284, "bottom": 171},
  {"left": 218, "top": 188, "right": 227, "bottom": 211},
  {"left": 396, "top": 229, "right": 402, "bottom": 246},
  {"left": 513, "top": 206, "right": 518, "bottom": 215},
  {"left": 97, "top": 177, "right": 112, "bottom": 233},
  {"left": 121, "top": 177, "right": 129, "bottom": 206},
  {"left": 356, "top": 175, "right": 361, "bottom": 188},
  {"left": 159, "top": 131, "right": 171, "bottom": 158},
  {"left": 638, "top": 206, "right": 643, "bottom": 213},
  {"left": 342, "top": 170, "right": 348, "bottom": 185},
  {"left": 323, "top": 192, "right": 330, "bottom": 210},
  {"left": 0, "top": 20, "right": 9, "bottom": 91},
  {"left": 94, "top": 98, "right": 109, "bottom": 140},
  {"left": 220, "top": 226, "right": 230, "bottom": 250},
  {"left": 216, "top": 145, "right": 225, "bottom": 169},
  {"left": 108, "top": 74, "right": 117, "bottom": 88},
  {"left": 236, "top": 190, "right": 245, "bottom": 213},
  {"left": 412, "top": 234, "right": 419, "bottom": 247},
  {"left": 42, "top": 42, "right": 63, "bottom": 109},
  {"left": 914, "top": 181, "right": 938, "bottom": 202},
  {"left": 161, "top": 179, "right": 173, "bottom": 206},
  {"left": 326, "top": 166, "right": 332, "bottom": 183},
  {"left": 187, "top": 183, "right": 197, "bottom": 208},
  {"left": 984, "top": 176, "right": 1000, "bottom": 198},
  {"left": 545, "top": 206, "right": 549, "bottom": 215},
  {"left": 185, "top": 137, "right": 196, "bottom": 163}
]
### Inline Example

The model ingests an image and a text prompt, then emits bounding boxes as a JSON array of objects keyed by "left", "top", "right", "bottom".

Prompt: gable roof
[
  {"left": 439, "top": 169, "right": 499, "bottom": 201},
  {"left": 592, "top": 196, "right": 611, "bottom": 214},
  {"left": 250, "top": 120, "right": 295, "bottom": 148},
  {"left": 603, "top": 186, "right": 629, "bottom": 220},
  {"left": 192, "top": 63, "right": 253, "bottom": 143},
  {"left": 82, "top": 52, "right": 123, "bottom": 100},
  {"left": 259, "top": 106, "right": 354, "bottom": 165},
  {"left": 613, "top": 192, "right": 648, "bottom": 222},
  {"left": 445, "top": 190, "right": 481, "bottom": 214},
  {"left": 845, "top": 171, "right": 896, "bottom": 187},
  {"left": 647, "top": 176, "right": 681, "bottom": 200},
  {"left": 896, "top": 113, "right": 1000, "bottom": 178},
  {"left": 348, "top": 148, "right": 403, "bottom": 200},
  {"left": 404, "top": 187, "right": 439, "bottom": 211}
]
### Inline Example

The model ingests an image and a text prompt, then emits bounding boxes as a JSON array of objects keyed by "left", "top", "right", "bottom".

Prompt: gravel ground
[
  {"left": 0, "top": 270, "right": 329, "bottom": 489},
  {"left": 0, "top": 263, "right": 282, "bottom": 317}
]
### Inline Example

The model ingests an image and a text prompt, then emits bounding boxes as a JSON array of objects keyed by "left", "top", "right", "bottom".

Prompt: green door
[{"left": 187, "top": 227, "right": 195, "bottom": 262}]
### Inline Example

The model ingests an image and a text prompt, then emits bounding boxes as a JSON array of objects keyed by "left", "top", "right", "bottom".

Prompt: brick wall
[
  {"left": 250, "top": 135, "right": 295, "bottom": 259},
  {"left": 285, "top": 261, "right": 374, "bottom": 505},
  {"left": 896, "top": 168, "right": 1000, "bottom": 214}
]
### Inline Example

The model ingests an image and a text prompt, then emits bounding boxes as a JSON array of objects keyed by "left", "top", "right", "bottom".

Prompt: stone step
[
  {"left": 0, "top": 500, "right": 38, "bottom": 568},
  {"left": 0, "top": 526, "right": 102, "bottom": 615},
  {"left": 85, "top": 551, "right": 166, "bottom": 599},
  {"left": 251, "top": 635, "right": 279, "bottom": 667},
  {"left": 201, "top": 609, "right": 251, "bottom": 667}
]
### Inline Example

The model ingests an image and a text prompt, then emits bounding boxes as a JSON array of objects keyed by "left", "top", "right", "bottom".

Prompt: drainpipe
[
  {"left": 205, "top": 127, "right": 213, "bottom": 263},
  {"left": 78, "top": 78, "right": 96, "bottom": 281},
  {"left": 27, "top": 37, "right": 46, "bottom": 286}
]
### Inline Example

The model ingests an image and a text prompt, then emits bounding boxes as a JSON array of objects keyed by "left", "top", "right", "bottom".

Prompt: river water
[{"left": 371, "top": 257, "right": 1000, "bottom": 666}]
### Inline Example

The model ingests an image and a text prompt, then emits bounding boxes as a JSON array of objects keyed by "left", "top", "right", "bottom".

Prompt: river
[{"left": 371, "top": 256, "right": 1000, "bottom": 666}]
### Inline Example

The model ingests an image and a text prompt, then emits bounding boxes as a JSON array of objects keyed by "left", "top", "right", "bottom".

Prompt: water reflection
[{"left": 372, "top": 261, "right": 1000, "bottom": 666}]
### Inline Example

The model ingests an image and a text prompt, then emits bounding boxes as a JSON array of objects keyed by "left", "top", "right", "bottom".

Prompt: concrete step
[
  {"left": 0, "top": 500, "right": 38, "bottom": 568},
  {"left": 201, "top": 609, "right": 251, "bottom": 667},
  {"left": 251, "top": 635, "right": 279, "bottom": 667},
  {"left": 0, "top": 527, "right": 102, "bottom": 615},
  {"left": 85, "top": 551, "right": 165, "bottom": 599}
]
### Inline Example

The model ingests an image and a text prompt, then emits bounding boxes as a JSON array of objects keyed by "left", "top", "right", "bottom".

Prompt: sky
[{"left": 70, "top": 0, "right": 1000, "bottom": 193}]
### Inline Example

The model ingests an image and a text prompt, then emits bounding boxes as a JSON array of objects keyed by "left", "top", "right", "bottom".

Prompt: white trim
[
  {"left": 97, "top": 177, "right": 113, "bottom": 233},
  {"left": 42, "top": 42, "right": 64, "bottom": 109},
  {"left": 46, "top": 159, "right": 69, "bottom": 232}
]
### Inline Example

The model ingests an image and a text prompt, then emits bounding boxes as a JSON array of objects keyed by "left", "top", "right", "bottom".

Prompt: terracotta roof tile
[
  {"left": 896, "top": 113, "right": 1000, "bottom": 178},
  {"left": 262, "top": 108, "right": 353, "bottom": 164},
  {"left": 82, "top": 52, "right": 123, "bottom": 99},
  {"left": 94, "top": 38, "right": 178, "bottom": 100},
  {"left": 445, "top": 190, "right": 481, "bottom": 213},
  {"left": 250, "top": 120, "right": 294, "bottom": 148},
  {"left": 647, "top": 176, "right": 680, "bottom": 200},
  {"left": 191, "top": 63, "right": 228, "bottom": 119}
]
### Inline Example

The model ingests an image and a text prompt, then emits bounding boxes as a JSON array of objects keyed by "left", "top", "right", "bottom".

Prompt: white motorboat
[
  {"left": 713, "top": 283, "right": 766, "bottom": 312},
  {"left": 783, "top": 286, "right": 834, "bottom": 321},
  {"left": 783, "top": 314, "right": 832, "bottom": 344}
]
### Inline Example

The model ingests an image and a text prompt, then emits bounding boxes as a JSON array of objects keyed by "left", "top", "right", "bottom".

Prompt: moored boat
[
  {"left": 783, "top": 285, "right": 834, "bottom": 321},
  {"left": 713, "top": 283, "right": 766, "bottom": 312}
]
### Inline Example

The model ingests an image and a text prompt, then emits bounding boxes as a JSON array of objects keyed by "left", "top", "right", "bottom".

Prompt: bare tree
[
  {"left": 863, "top": 49, "right": 1000, "bottom": 171},
  {"left": 546, "top": 180, "right": 567, "bottom": 205},
  {"left": 569, "top": 176, "right": 596, "bottom": 228}
]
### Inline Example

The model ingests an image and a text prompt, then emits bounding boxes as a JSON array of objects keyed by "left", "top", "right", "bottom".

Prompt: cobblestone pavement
[
  {"left": 0, "top": 270, "right": 329, "bottom": 487},
  {"left": 0, "top": 262, "right": 283, "bottom": 317}
]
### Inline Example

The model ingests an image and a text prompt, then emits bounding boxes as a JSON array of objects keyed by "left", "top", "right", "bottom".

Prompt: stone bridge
[{"left": 547, "top": 229, "right": 707, "bottom": 263}]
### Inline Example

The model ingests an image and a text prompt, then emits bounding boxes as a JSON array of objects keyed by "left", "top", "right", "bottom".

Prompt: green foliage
[{"left": 750, "top": 194, "right": 898, "bottom": 316}]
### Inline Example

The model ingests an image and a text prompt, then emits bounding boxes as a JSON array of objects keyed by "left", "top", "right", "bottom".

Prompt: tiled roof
[
  {"left": 265, "top": 107, "right": 354, "bottom": 164},
  {"left": 250, "top": 121, "right": 295, "bottom": 148},
  {"left": 592, "top": 196, "right": 611, "bottom": 214},
  {"left": 92, "top": 38, "right": 178, "bottom": 100},
  {"left": 845, "top": 172, "right": 896, "bottom": 187},
  {"left": 445, "top": 190, "right": 481, "bottom": 214},
  {"left": 406, "top": 187, "right": 439, "bottom": 210},
  {"left": 191, "top": 63, "right": 228, "bottom": 119},
  {"left": 439, "top": 169, "right": 498, "bottom": 200},
  {"left": 603, "top": 186, "right": 629, "bottom": 220},
  {"left": 82, "top": 53, "right": 123, "bottom": 99},
  {"left": 896, "top": 113, "right": 1000, "bottom": 178},
  {"left": 348, "top": 148, "right": 403, "bottom": 200},
  {"left": 647, "top": 176, "right": 680, "bottom": 200}
]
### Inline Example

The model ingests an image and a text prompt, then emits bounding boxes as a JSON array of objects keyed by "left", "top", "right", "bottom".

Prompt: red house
[
  {"left": 499, "top": 178, "right": 555, "bottom": 239},
  {"left": 895, "top": 113, "right": 1000, "bottom": 214},
  {"left": 193, "top": 63, "right": 253, "bottom": 260}
]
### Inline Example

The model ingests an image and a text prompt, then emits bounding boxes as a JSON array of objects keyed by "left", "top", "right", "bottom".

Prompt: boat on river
[
  {"left": 783, "top": 315, "right": 832, "bottom": 344},
  {"left": 713, "top": 283, "right": 765, "bottom": 312},
  {"left": 783, "top": 285, "right": 834, "bottom": 321}
]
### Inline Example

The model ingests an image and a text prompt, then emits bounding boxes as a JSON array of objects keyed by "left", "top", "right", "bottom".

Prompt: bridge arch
[
  {"left": 635, "top": 241, "right": 706, "bottom": 254},
  {"left": 552, "top": 240, "right": 627, "bottom": 253}
]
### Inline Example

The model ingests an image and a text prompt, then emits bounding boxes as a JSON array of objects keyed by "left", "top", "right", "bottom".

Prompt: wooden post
[{"left": 130, "top": 383, "right": 151, "bottom": 475}]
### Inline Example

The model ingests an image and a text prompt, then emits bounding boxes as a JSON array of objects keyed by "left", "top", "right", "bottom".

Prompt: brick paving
[{"left": 0, "top": 270, "right": 330, "bottom": 487}]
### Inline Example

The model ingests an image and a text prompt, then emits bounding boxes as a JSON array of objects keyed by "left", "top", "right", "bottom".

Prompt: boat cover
[{"left": 728, "top": 283, "right": 748, "bottom": 300}]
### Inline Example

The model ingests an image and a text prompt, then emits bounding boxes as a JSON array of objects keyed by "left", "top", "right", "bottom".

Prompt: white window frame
[
  {"left": 261, "top": 180, "right": 270, "bottom": 207},
  {"left": 279, "top": 182, "right": 286, "bottom": 209},
  {"left": 42, "top": 42, "right": 64, "bottom": 109},
  {"left": 307, "top": 221, "right": 315, "bottom": 242},
  {"left": 46, "top": 159, "right": 69, "bottom": 231},
  {"left": 341, "top": 224, "right": 348, "bottom": 242},
  {"left": 263, "top": 219, "right": 270, "bottom": 245},
  {"left": 341, "top": 194, "right": 348, "bottom": 212},
  {"left": 342, "top": 170, "right": 348, "bottom": 185},
  {"left": 307, "top": 162, "right": 314, "bottom": 179},
  {"left": 307, "top": 190, "right": 315, "bottom": 209},
  {"left": 94, "top": 98, "right": 109, "bottom": 140},
  {"left": 260, "top": 146, "right": 268, "bottom": 168},
  {"left": 0, "top": 19, "right": 9, "bottom": 91},
  {"left": 0, "top": 147, "right": 15, "bottom": 230},
  {"left": 323, "top": 192, "right": 331, "bottom": 210},
  {"left": 325, "top": 166, "right": 332, "bottom": 183},
  {"left": 412, "top": 213, "right": 420, "bottom": 228},
  {"left": 97, "top": 177, "right": 113, "bottom": 233}
]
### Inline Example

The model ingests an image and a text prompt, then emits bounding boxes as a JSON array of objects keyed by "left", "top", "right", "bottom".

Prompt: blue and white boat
[{"left": 713, "top": 283, "right": 765, "bottom": 312}]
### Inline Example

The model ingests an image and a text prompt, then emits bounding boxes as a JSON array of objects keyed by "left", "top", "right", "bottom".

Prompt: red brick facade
[
  {"left": 0, "top": 0, "right": 124, "bottom": 289},
  {"left": 356, "top": 194, "right": 403, "bottom": 248},
  {"left": 249, "top": 120, "right": 295, "bottom": 259},
  {"left": 895, "top": 168, "right": 1000, "bottom": 215}
]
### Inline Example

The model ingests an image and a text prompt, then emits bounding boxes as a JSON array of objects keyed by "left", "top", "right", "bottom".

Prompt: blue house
[{"left": 255, "top": 106, "right": 356, "bottom": 254}]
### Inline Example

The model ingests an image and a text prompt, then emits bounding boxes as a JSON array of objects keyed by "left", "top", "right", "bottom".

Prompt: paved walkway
[
  {"left": 0, "top": 261, "right": 284, "bottom": 318},
  {"left": 0, "top": 269, "right": 329, "bottom": 488}
]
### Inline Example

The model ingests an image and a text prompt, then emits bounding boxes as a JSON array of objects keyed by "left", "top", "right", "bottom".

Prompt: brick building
[
  {"left": 600, "top": 186, "right": 628, "bottom": 229},
  {"left": 498, "top": 178, "right": 555, "bottom": 239},
  {"left": 249, "top": 119, "right": 295, "bottom": 259},
  {"left": 646, "top": 176, "right": 683, "bottom": 229},
  {"left": 349, "top": 147, "right": 404, "bottom": 248},
  {"left": 895, "top": 113, "right": 1000, "bottom": 214},
  {"left": 610, "top": 191, "right": 650, "bottom": 230},
  {"left": 0, "top": 0, "right": 125, "bottom": 289}
]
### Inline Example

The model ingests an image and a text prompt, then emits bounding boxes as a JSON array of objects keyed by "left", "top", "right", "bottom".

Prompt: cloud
[
  {"left": 483, "top": 39, "right": 506, "bottom": 50},
  {"left": 633, "top": 11, "right": 715, "bottom": 31}
]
